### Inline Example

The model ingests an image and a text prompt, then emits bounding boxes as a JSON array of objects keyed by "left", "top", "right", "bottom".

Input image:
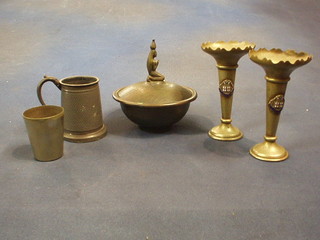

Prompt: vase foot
[
  {"left": 250, "top": 141, "right": 288, "bottom": 162},
  {"left": 208, "top": 123, "right": 243, "bottom": 141}
]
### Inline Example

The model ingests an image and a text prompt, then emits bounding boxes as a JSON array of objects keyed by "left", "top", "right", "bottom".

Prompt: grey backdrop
[{"left": 1, "top": 0, "right": 319, "bottom": 239}]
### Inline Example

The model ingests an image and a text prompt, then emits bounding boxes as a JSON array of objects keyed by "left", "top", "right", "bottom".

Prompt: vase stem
[
  {"left": 250, "top": 76, "right": 289, "bottom": 161},
  {"left": 217, "top": 65, "right": 237, "bottom": 121},
  {"left": 208, "top": 64, "right": 243, "bottom": 141},
  {"left": 265, "top": 76, "right": 289, "bottom": 138}
]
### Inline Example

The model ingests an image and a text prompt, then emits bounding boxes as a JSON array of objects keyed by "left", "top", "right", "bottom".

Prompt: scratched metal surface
[{"left": 0, "top": 1, "right": 319, "bottom": 239}]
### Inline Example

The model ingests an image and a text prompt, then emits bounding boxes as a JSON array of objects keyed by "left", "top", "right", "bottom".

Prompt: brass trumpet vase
[
  {"left": 249, "top": 48, "right": 312, "bottom": 161},
  {"left": 113, "top": 40, "right": 197, "bottom": 130},
  {"left": 201, "top": 41, "right": 256, "bottom": 141}
]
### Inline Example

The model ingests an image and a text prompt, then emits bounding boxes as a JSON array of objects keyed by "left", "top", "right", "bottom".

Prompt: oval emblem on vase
[
  {"left": 219, "top": 79, "right": 234, "bottom": 96},
  {"left": 269, "top": 94, "right": 285, "bottom": 113}
]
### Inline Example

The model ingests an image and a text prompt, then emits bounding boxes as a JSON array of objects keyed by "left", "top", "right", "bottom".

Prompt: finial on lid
[{"left": 147, "top": 39, "right": 165, "bottom": 81}]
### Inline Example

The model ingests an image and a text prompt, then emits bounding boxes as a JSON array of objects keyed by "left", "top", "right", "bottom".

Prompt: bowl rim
[{"left": 112, "top": 85, "right": 197, "bottom": 107}]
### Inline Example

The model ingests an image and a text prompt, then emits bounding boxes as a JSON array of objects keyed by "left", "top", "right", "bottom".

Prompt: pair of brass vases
[{"left": 201, "top": 41, "right": 312, "bottom": 162}]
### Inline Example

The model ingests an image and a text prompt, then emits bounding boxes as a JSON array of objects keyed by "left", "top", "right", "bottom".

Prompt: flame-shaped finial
[{"left": 150, "top": 39, "right": 156, "bottom": 50}]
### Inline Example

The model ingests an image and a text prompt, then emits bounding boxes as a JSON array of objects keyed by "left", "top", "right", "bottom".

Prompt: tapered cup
[{"left": 23, "top": 105, "right": 64, "bottom": 161}]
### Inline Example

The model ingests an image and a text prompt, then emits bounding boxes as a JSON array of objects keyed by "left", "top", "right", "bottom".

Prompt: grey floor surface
[{"left": 1, "top": 0, "right": 320, "bottom": 239}]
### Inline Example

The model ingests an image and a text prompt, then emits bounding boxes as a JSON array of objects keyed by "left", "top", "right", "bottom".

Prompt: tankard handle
[{"left": 37, "top": 75, "right": 61, "bottom": 105}]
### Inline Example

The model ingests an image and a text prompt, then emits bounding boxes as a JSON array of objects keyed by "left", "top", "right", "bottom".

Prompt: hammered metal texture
[{"left": 62, "top": 84, "right": 103, "bottom": 132}]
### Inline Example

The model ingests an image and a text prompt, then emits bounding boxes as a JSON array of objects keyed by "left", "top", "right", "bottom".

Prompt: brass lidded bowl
[{"left": 113, "top": 40, "right": 197, "bottom": 129}]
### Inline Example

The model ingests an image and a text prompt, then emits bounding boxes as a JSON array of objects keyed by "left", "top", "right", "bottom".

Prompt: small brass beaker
[
  {"left": 249, "top": 48, "right": 312, "bottom": 161},
  {"left": 37, "top": 75, "right": 107, "bottom": 142},
  {"left": 201, "top": 41, "right": 255, "bottom": 141},
  {"left": 23, "top": 105, "right": 64, "bottom": 161}
]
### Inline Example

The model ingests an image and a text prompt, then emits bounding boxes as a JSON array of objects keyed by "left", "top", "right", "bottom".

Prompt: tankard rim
[{"left": 60, "top": 75, "right": 99, "bottom": 87}]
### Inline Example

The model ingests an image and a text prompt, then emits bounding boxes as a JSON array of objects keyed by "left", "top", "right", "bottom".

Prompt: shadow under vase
[{"left": 203, "top": 137, "right": 256, "bottom": 158}]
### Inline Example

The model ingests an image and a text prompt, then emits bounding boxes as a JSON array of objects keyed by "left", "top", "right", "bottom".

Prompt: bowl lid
[{"left": 113, "top": 80, "right": 197, "bottom": 107}]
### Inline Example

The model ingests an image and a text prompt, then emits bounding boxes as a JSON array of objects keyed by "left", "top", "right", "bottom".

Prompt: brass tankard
[{"left": 37, "top": 75, "right": 107, "bottom": 142}]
